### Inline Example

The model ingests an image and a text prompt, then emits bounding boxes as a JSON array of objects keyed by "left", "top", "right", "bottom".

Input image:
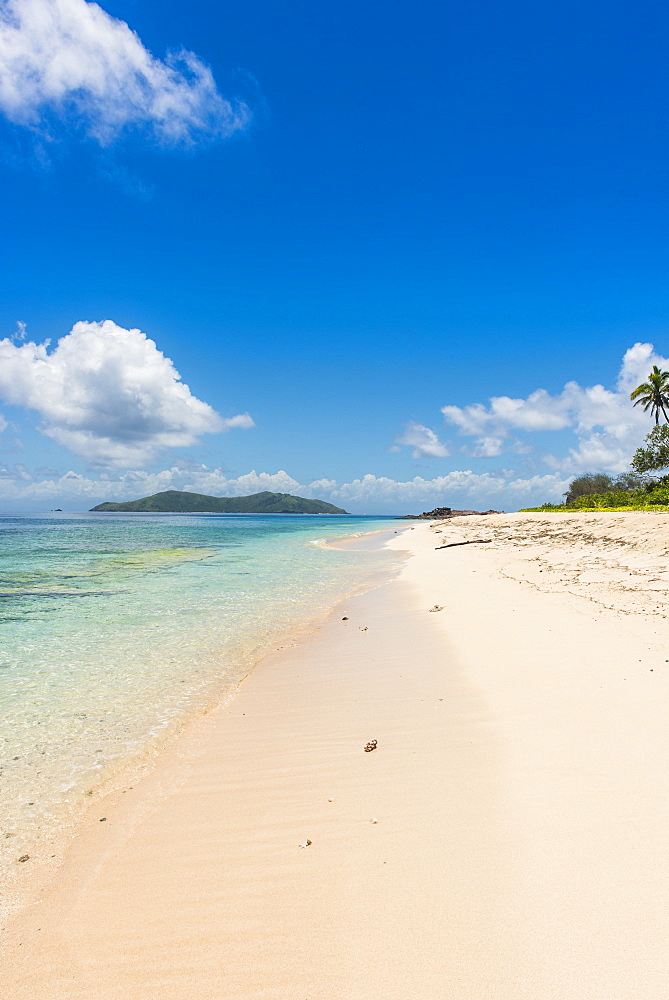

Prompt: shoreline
[
  {"left": 2, "top": 514, "right": 669, "bottom": 997},
  {"left": 0, "top": 524, "right": 405, "bottom": 925}
]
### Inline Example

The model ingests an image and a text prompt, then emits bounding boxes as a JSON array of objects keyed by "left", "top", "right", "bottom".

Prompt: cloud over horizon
[
  {"left": 0, "top": 319, "right": 253, "bottom": 466},
  {"left": 0, "top": 0, "right": 249, "bottom": 145},
  {"left": 0, "top": 462, "right": 571, "bottom": 512},
  {"left": 395, "top": 343, "right": 667, "bottom": 475},
  {"left": 1, "top": 341, "right": 664, "bottom": 512}
]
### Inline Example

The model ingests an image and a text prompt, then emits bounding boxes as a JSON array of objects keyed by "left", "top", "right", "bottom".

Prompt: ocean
[{"left": 0, "top": 512, "right": 401, "bottom": 893}]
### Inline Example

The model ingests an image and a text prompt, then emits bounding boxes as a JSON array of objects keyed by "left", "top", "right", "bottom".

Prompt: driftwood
[{"left": 435, "top": 539, "right": 492, "bottom": 550}]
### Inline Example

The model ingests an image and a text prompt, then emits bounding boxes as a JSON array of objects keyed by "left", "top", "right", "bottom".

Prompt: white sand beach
[{"left": 2, "top": 514, "right": 669, "bottom": 999}]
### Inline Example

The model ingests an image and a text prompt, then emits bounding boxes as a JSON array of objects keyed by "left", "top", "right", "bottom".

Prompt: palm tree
[{"left": 630, "top": 366, "right": 669, "bottom": 424}]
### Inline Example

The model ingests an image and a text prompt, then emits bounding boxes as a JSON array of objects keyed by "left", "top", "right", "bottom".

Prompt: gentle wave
[{"left": 0, "top": 512, "right": 399, "bottom": 902}]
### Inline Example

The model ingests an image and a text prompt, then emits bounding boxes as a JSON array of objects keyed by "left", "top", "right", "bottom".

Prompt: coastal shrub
[
  {"left": 564, "top": 472, "right": 647, "bottom": 503},
  {"left": 616, "top": 472, "right": 652, "bottom": 492},
  {"left": 645, "top": 486, "right": 669, "bottom": 505},
  {"left": 567, "top": 490, "right": 640, "bottom": 509},
  {"left": 520, "top": 500, "right": 669, "bottom": 512},
  {"left": 524, "top": 466, "right": 669, "bottom": 512},
  {"left": 564, "top": 473, "right": 614, "bottom": 502},
  {"left": 520, "top": 483, "right": 669, "bottom": 512},
  {"left": 631, "top": 425, "right": 669, "bottom": 474}
]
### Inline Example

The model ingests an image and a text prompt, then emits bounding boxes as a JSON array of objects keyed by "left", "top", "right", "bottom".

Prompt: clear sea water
[{"left": 0, "top": 512, "right": 401, "bottom": 884}]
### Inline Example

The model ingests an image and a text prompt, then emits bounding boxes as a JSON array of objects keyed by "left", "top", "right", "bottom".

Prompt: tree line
[{"left": 561, "top": 365, "right": 669, "bottom": 506}]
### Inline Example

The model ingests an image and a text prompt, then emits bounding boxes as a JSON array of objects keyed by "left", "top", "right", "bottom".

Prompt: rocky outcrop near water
[{"left": 398, "top": 506, "right": 502, "bottom": 520}]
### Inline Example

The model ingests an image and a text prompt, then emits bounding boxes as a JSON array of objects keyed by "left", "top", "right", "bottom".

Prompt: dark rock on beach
[{"left": 397, "top": 507, "right": 502, "bottom": 520}]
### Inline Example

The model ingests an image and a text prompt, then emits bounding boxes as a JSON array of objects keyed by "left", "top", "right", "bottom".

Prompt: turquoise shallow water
[{"left": 0, "top": 512, "right": 400, "bottom": 878}]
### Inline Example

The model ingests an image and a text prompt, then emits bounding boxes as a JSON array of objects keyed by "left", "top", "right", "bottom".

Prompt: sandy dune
[{"left": 2, "top": 514, "right": 668, "bottom": 998}]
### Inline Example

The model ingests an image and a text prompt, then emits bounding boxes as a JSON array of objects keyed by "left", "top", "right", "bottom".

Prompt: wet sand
[{"left": 2, "top": 515, "right": 668, "bottom": 998}]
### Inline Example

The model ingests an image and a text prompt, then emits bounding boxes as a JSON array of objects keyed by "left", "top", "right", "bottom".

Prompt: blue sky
[{"left": 0, "top": 0, "right": 667, "bottom": 512}]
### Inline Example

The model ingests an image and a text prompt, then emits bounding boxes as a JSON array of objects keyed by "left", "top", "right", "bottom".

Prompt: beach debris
[
  {"left": 428, "top": 605, "right": 444, "bottom": 613},
  {"left": 342, "top": 616, "right": 349, "bottom": 621},
  {"left": 370, "top": 817, "right": 379, "bottom": 824},
  {"left": 17, "top": 855, "right": 29, "bottom": 863},
  {"left": 327, "top": 797, "right": 334, "bottom": 802},
  {"left": 364, "top": 739, "right": 378, "bottom": 752},
  {"left": 435, "top": 539, "right": 492, "bottom": 550},
  {"left": 99, "top": 817, "right": 106, "bottom": 822},
  {"left": 359, "top": 626, "right": 368, "bottom": 631},
  {"left": 298, "top": 839, "right": 312, "bottom": 848}
]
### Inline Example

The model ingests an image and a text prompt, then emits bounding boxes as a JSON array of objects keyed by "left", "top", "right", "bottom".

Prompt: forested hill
[{"left": 90, "top": 490, "right": 349, "bottom": 514}]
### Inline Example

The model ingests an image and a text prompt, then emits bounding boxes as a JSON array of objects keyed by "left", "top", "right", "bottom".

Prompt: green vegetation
[
  {"left": 630, "top": 424, "right": 669, "bottom": 475},
  {"left": 521, "top": 473, "right": 669, "bottom": 512},
  {"left": 91, "top": 490, "right": 349, "bottom": 515},
  {"left": 629, "top": 365, "right": 669, "bottom": 424},
  {"left": 522, "top": 499, "right": 669, "bottom": 513},
  {"left": 563, "top": 472, "right": 645, "bottom": 503},
  {"left": 522, "top": 363, "right": 669, "bottom": 512}
]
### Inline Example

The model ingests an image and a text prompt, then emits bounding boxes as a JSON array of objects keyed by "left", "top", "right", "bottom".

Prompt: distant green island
[{"left": 90, "top": 490, "right": 349, "bottom": 515}]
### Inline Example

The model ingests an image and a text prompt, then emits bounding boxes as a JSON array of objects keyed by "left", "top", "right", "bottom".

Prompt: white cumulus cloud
[
  {"left": 0, "top": 0, "right": 249, "bottom": 145},
  {"left": 180, "top": 468, "right": 302, "bottom": 498},
  {"left": 470, "top": 435, "right": 505, "bottom": 458},
  {"left": 440, "top": 343, "right": 669, "bottom": 474},
  {"left": 0, "top": 319, "right": 253, "bottom": 467},
  {"left": 220, "top": 413, "right": 255, "bottom": 432},
  {"left": 319, "top": 471, "right": 567, "bottom": 507},
  {"left": 394, "top": 420, "right": 449, "bottom": 459},
  {"left": 0, "top": 465, "right": 570, "bottom": 511}
]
